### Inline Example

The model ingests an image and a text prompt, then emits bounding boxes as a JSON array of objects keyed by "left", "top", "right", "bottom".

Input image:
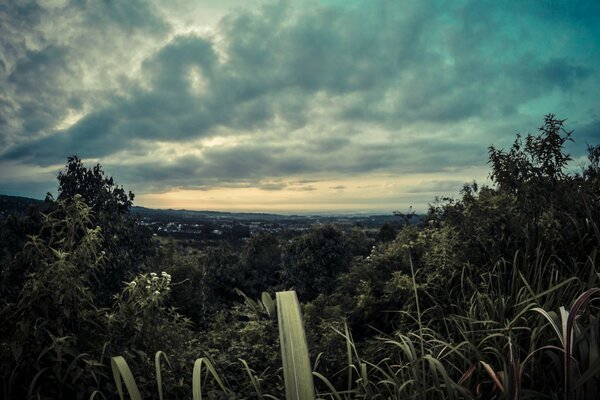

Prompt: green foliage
[
  {"left": 377, "top": 222, "right": 397, "bottom": 242},
  {"left": 346, "top": 226, "right": 372, "bottom": 257},
  {"left": 489, "top": 114, "right": 573, "bottom": 193},
  {"left": 282, "top": 224, "right": 352, "bottom": 301},
  {"left": 52, "top": 156, "right": 156, "bottom": 306},
  {"left": 0, "top": 196, "right": 107, "bottom": 399},
  {"left": 200, "top": 292, "right": 282, "bottom": 396},
  {"left": 54, "top": 156, "right": 134, "bottom": 214},
  {"left": 106, "top": 271, "right": 196, "bottom": 398},
  {"left": 0, "top": 205, "right": 47, "bottom": 303},
  {"left": 238, "top": 232, "right": 282, "bottom": 297}
]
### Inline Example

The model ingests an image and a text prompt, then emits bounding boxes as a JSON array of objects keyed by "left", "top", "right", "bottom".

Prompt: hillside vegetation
[{"left": 1, "top": 114, "right": 600, "bottom": 399}]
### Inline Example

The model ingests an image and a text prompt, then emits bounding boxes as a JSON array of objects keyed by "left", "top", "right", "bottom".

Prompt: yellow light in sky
[{"left": 136, "top": 169, "right": 489, "bottom": 214}]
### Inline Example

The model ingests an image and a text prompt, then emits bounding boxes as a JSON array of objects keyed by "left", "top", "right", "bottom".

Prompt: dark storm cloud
[
  {"left": 105, "top": 134, "right": 487, "bottom": 194},
  {"left": 570, "top": 119, "right": 600, "bottom": 162},
  {"left": 71, "top": 0, "right": 169, "bottom": 33},
  {"left": 0, "top": 0, "right": 169, "bottom": 146},
  {"left": 1, "top": 0, "right": 599, "bottom": 195}
]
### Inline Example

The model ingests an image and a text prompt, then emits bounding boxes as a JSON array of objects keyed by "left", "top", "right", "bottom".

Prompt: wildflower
[
  {"left": 153, "top": 290, "right": 160, "bottom": 296},
  {"left": 150, "top": 272, "right": 157, "bottom": 277},
  {"left": 152, "top": 276, "right": 159, "bottom": 281}
]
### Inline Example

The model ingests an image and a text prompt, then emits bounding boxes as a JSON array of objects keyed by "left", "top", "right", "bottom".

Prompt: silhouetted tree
[
  {"left": 377, "top": 222, "right": 397, "bottom": 242},
  {"left": 281, "top": 224, "right": 351, "bottom": 301},
  {"left": 50, "top": 156, "right": 156, "bottom": 305},
  {"left": 238, "top": 232, "right": 282, "bottom": 296},
  {"left": 488, "top": 114, "right": 573, "bottom": 194},
  {"left": 53, "top": 156, "right": 134, "bottom": 214}
]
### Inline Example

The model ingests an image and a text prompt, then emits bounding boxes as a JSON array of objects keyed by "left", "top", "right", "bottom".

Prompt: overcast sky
[{"left": 1, "top": 0, "right": 599, "bottom": 213}]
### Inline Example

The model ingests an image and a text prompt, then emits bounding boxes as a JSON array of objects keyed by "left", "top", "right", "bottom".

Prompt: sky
[{"left": 1, "top": 0, "right": 599, "bottom": 214}]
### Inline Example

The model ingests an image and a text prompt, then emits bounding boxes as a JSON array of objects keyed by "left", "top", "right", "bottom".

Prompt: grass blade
[
  {"left": 192, "top": 357, "right": 230, "bottom": 400},
  {"left": 111, "top": 356, "right": 142, "bottom": 400},
  {"left": 276, "top": 290, "right": 315, "bottom": 400},
  {"left": 155, "top": 351, "right": 170, "bottom": 400}
]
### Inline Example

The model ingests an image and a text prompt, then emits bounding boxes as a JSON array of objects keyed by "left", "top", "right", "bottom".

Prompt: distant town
[
  {"left": 132, "top": 205, "right": 406, "bottom": 246},
  {"left": 0, "top": 194, "right": 409, "bottom": 247}
]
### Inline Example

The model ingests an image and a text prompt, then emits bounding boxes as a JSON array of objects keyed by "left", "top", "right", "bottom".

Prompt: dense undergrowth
[{"left": 1, "top": 114, "right": 600, "bottom": 399}]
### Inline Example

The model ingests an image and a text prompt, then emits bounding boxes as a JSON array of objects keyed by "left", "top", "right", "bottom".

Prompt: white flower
[
  {"left": 153, "top": 290, "right": 160, "bottom": 296},
  {"left": 130, "top": 281, "right": 136, "bottom": 287},
  {"left": 152, "top": 276, "right": 159, "bottom": 281},
  {"left": 161, "top": 271, "right": 167, "bottom": 276},
  {"left": 150, "top": 272, "right": 157, "bottom": 277}
]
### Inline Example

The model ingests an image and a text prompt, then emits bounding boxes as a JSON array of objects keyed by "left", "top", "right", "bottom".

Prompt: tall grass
[{"left": 104, "top": 278, "right": 600, "bottom": 400}]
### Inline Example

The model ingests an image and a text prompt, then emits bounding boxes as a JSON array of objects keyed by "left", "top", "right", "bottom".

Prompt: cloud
[
  {"left": 403, "top": 180, "right": 466, "bottom": 194},
  {"left": 0, "top": 0, "right": 169, "bottom": 146},
  {"left": 1, "top": 0, "right": 599, "bottom": 208}
]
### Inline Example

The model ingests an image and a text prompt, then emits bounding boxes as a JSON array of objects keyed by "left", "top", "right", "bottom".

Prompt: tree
[
  {"left": 0, "top": 197, "right": 106, "bottom": 399},
  {"left": 49, "top": 156, "right": 156, "bottom": 305},
  {"left": 347, "top": 226, "right": 371, "bottom": 257},
  {"left": 238, "top": 232, "right": 282, "bottom": 297},
  {"left": 281, "top": 224, "right": 351, "bottom": 301},
  {"left": 377, "top": 222, "right": 397, "bottom": 242},
  {"left": 488, "top": 113, "right": 573, "bottom": 194},
  {"left": 53, "top": 156, "right": 133, "bottom": 214},
  {"left": 584, "top": 143, "right": 600, "bottom": 180}
]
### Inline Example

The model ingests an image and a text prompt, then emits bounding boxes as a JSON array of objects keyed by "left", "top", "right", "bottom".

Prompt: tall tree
[
  {"left": 50, "top": 156, "right": 156, "bottom": 305},
  {"left": 282, "top": 224, "right": 351, "bottom": 301}
]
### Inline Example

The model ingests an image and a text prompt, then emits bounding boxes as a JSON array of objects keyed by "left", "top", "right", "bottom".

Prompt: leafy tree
[
  {"left": 238, "top": 232, "right": 282, "bottom": 297},
  {"left": 161, "top": 244, "right": 209, "bottom": 326},
  {"left": 346, "top": 226, "right": 371, "bottom": 257},
  {"left": 49, "top": 156, "right": 156, "bottom": 305},
  {"left": 0, "top": 197, "right": 106, "bottom": 399},
  {"left": 377, "top": 222, "right": 397, "bottom": 242},
  {"left": 488, "top": 113, "right": 573, "bottom": 194},
  {"left": 281, "top": 224, "right": 351, "bottom": 301},
  {"left": 53, "top": 156, "right": 134, "bottom": 213}
]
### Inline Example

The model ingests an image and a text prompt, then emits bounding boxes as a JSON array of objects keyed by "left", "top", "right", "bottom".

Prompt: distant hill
[
  {"left": 0, "top": 194, "right": 45, "bottom": 215},
  {"left": 131, "top": 205, "right": 309, "bottom": 222},
  {"left": 130, "top": 206, "right": 407, "bottom": 224},
  {"left": 0, "top": 194, "right": 405, "bottom": 226},
  {"left": 0, "top": 194, "right": 318, "bottom": 221}
]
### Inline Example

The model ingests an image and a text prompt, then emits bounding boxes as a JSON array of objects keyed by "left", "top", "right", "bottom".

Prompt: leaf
[
  {"left": 111, "top": 356, "right": 142, "bottom": 400},
  {"left": 276, "top": 290, "right": 315, "bottom": 400},
  {"left": 480, "top": 361, "right": 504, "bottom": 394},
  {"left": 155, "top": 351, "right": 171, "bottom": 400},
  {"left": 192, "top": 358, "right": 230, "bottom": 400},
  {"left": 261, "top": 292, "right": 276, "bottom": 318}
]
